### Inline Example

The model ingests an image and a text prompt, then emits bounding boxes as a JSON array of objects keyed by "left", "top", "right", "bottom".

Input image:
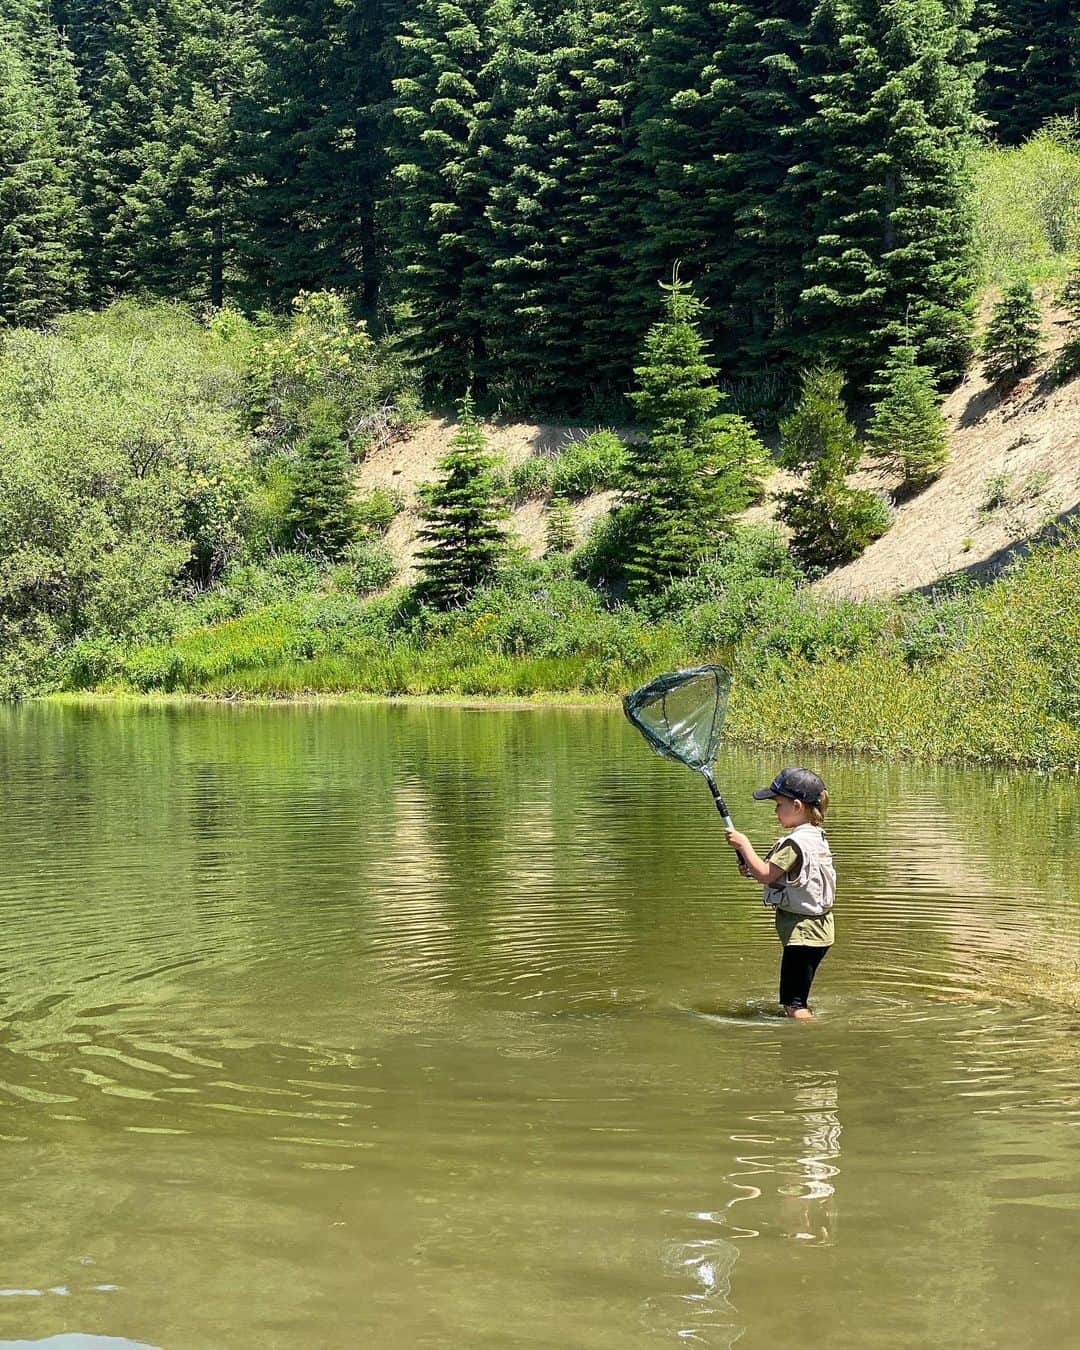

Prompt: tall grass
[{"left": 69, "top": 528, "right": 1080, "bottom": 770}]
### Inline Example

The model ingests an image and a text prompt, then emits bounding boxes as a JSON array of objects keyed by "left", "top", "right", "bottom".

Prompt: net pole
[{"left": 703, "top": 767, "right": 745, "bottom": 868}]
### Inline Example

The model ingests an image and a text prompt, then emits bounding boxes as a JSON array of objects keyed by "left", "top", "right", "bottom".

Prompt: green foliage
[
  {"left": 544, "top": 496, "right": 576, "bottom": 555},
  {"left": 866, "top": 343, "right": 951, "bottom": 489},
  {"left": 974, "top": 5, "right": 1080, "bottom": 144},
  {"left": 354, "top": 486, "right": 406, "bottom": 536},
  {"left": 571, "top": 510, "right": 638, "bottom": 592},
  {"left": 1050, "top": 335, "right": 1080, "bottom": 386},
  {"left": 249, "top": 290, "right": 414, "bottom": 454},
  {"left": 237, "top": 0, "right": 399, "bottom": 312},
  {"left": 337, "top": 538, "right": 398, "bottom": 596},
  {"left": 981, "top": 277, "right": 1046, "bottom": 384},
  {"left": 729, "top": 529, "right": 1080, "bottom": 768},
  {"left": 508, "top": 455, "right": 554, "bottom": 501},
  {"left": 637, "top": 0, "right": 811, "bottom": 387},
  {"left": 284, "top": 413, "right": 357, "bottom": 560},
  {"left": 1058, "top": 257, "right": 1080, "bottom": 326},
  {"left": 246, "top": 455, "right": 296, "bottom": 554},
  {"left": 414, "top": 401, "right": 509, "bottom": 609},
  {"left": 551, "top": 431, "right": 628, "bottom": 498},
  {"left": 620, "top": 275, "right": 769, "bottom": 598},
  {"left": 796, "top": 0, "right": 978, "bottom": 388},
  {"left": 0, "top": 302, "right": 255, "bottom": 687},
  {"left": 973, "top": 129, "right": 1080, "bottom": 282},
  {"left": 0, "top": 23, "right": 87, "bottom": 323},
  {"left": 778, "top": 366, "right": 891, "bottom": 570}
]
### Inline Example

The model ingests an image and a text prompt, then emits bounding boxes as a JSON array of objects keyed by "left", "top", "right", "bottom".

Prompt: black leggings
[{"left": 779, "top": 945, "right": 829, "bottom": 1010}]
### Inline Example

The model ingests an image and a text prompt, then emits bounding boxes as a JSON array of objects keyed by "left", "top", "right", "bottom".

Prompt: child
[{"left": 724, "top": 766, "right": 835, "bottom": 1020}]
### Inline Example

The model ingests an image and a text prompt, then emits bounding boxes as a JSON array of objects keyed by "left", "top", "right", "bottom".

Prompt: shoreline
[
  {"left": 37, "top": 690, "right": 1077, "bottom": 773},
  {"left": 43, "top": 688, "right": 617, "bottom": 712}
]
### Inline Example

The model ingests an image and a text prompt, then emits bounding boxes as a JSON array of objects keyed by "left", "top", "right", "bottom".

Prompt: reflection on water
[{"left": 0, "top": 702, "right": 1077, "bottom": 1349}]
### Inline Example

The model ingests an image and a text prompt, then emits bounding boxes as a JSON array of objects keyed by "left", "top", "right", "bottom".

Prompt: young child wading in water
[{"left": 724, "top": 767, "right": 835, "bottom": 1020}]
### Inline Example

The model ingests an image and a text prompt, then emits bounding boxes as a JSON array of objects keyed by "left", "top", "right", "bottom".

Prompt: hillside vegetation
[{"left": 2, "top": 10, "right": 1080, "bottom": 769}]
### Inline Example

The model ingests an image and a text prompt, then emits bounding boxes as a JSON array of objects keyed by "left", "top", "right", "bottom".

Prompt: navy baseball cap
[{"left": 752, "top": 766, "right": 826, "bottom": 806}]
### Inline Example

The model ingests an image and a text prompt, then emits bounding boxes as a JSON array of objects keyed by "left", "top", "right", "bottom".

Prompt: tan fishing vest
[{"left": 763, "top": 823, "right": 836, "bottom": 917}]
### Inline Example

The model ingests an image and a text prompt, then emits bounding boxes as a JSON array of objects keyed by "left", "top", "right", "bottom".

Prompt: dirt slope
[
  {"left": 359, "top": 416, "right": 617, "bottom": 583},
  {"left": 817, "top": 302, "right": 1080, "bottom": 597},
  {"left": 359, "top": 301, "right": 1080, "bottom": 597}
]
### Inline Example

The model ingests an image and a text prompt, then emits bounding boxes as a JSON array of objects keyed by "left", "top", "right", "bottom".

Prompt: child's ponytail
[{"left": 809, "top": 788, "right": 829, "bottom": 826}]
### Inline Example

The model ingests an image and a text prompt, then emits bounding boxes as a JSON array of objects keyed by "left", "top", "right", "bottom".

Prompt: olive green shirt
[{"left": 766, "top": 840, "right": 835, "bottom": 948}]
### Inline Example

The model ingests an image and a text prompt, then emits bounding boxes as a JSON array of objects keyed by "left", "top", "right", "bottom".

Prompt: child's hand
[{"left": 725, "top": 827, "right": 750, "bottom": 855}]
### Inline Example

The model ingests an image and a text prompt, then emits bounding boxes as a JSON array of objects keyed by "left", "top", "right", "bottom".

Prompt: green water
[{"left": 0, "top": 703, "right": 1077, "bottom": 1350}]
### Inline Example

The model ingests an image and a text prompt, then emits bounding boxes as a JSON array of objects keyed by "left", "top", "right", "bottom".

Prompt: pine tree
[
  {"left": 545, "top": 495, "right": 576, "bottom": 554},
  {"left": 555, "top": 0, "right": 651, "bottom": 402},
  {"left": 1058, "top": 258, "right": 1080, "bottom": 329},
  {"left": 388, "top": 0, "right": 534, "bottom": 396},
  {"left": 481, "top": 0, "right": 652, "bottom": 411},
  {"left": 236, "top": 0, "right": 402, "bottom": 314},
  {"left": 981, "top": 277, "right": 1045, "bottom": 384},
  {"left": 619, "top": 274, "right": 769, "bottom": 598},
  {"left": 638, "top": 1, "right": 813, "bottom": 395},
  {"left": 798, "top": 0, "right": 978, "bottom": 390},
  {"left": 285, "top": 410, "right": 358, "bottom": 559},
  {"left": 81, "top": 0, "right": 181, "bottom": 298},
  {"left": 866, "top": 342, "right": 950, "bottom": 488},
  {"left": 0, "top": 27, "right": 84, "bottom": 325},
  {"left": 415, "top": 401, "right": 509, "bottom": 608},
  {"left": 152, "top": 0, "right": 255, "bottom": 308},
  {"left": 778, "top": 366, "right": 891, "bottom": 570},
  {"left": 975, "top": 1, "right": 1079, "bottom": 143}
]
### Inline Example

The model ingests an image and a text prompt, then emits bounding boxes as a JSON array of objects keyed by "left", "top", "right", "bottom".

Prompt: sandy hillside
[
  {"left": 359, "top": 415, "right": 619, "bottom": 583},
  {"left": 359, "top": 300, "right": 1080, "bottom": 597},
  {"left": 817, "top": 300, "right": 1080, "bottom": 597}
]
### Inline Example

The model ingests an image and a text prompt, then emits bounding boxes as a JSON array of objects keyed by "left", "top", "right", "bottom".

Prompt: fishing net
[{"left": 622, "top": 665, "right": 732, "bottom": 774}]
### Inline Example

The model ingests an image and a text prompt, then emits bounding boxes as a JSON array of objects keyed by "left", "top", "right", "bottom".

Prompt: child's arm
[{"left": 724, "top": 829, "right": 786, "bottom": 886}]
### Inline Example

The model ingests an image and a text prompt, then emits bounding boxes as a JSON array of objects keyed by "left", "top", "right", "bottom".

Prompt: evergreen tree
[
  {"left": 556, "top": 0, "right": 651, "bottom": 403},
  {"left": 0, "top": 25, "right": 85, "bottom": 324},
  {"left": 81, "top": 0, "right": 181, "bottom": 298},
  {"left": 237, "top": 0, "right": 402, "bottom": 314},
  {"left": 415, "top": 400, "right": 509, "bottom": 607},
  {"left": 619, "top": 275, "right": 769, "bottom": 598},
  {"left": 484, "top": 0, "right": 652, "bottom": 409},
  {"left": 638, "top": 1, "right": 813, "bottom": 394},
  {"left": 285, "top": 410, "right": 358, "bottom": 558},
  {"left": 388, "top": 0, "right": 526, "bottom": 395},
  {"left": 545, "top": 494, "right": 575, "bottom": 554},
  {"left": 866, "top": 342, "right": 950, "bottom": 488},
  {"left": 974, "top": 1, "right": 1079, "bottom": 143},
  {"left": 798, "top": 0, "right": 978, "bottom": 389},
  {"left": 152, "top": 0, "right": 255, "bottom": 307},
  {"left": 981, "top": 277, "right": 1045, "bottom": 384},
  {"left": 778, "top": 365, "right": 891, "bottom": 569},
  {"left": 1058, "top": 257, "right": 1080, "bottom": 328}
]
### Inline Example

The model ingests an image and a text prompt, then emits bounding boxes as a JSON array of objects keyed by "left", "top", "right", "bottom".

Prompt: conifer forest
[{"left": 3, "top": 1, "right": 1077, "bottom": 410}]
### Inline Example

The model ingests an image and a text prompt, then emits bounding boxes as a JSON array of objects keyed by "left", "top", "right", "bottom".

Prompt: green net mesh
[{"left": 622, "top": 665, "right": 733, "bottom": 772}]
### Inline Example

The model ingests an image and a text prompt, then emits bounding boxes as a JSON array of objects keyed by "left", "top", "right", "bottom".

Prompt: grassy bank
[{"left": 63, "top": 527, "right": 1079, "bottom": 771}]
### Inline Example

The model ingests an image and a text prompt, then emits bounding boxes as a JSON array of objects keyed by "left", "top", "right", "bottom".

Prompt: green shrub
[
  {"left": 551, "top": 430, "right": 627, "bottom": 497},
  {"left": 973, "top": 130, "right": 1080, "bottom": 282},
  {"left": 571, "top": 509, "right": 636, "bottom": 591},
  {"left": 508, "top": 455, "right": 554, "bottom": 501},
  {"left": 354, "top": 486, "right": 405, "bottom": 536},
  {"left": 339, "top": 538, "right": 398, "bottom": 595}
]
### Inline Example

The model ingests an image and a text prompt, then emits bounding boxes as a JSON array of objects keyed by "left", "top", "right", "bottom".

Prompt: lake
[{"left": 0, "top": 702, "right": 1077, "bottom": 1349}]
